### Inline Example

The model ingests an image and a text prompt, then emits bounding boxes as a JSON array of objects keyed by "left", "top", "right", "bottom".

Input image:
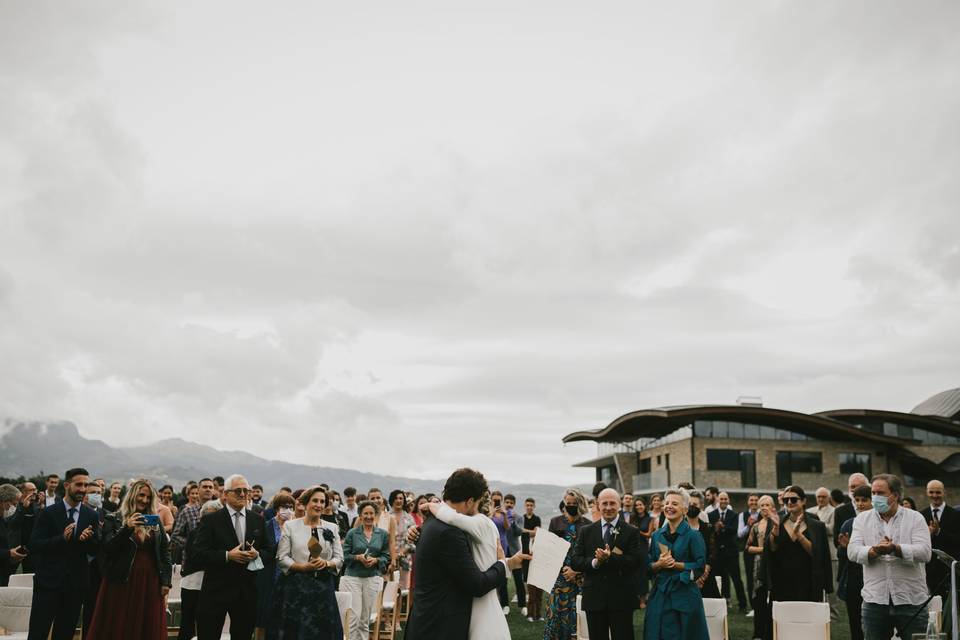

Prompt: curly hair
[{"left": 442, "top": 468, "right": 488, "bottom": 503}]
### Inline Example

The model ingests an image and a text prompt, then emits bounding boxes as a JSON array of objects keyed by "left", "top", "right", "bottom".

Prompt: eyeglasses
[
  {"left": 226, "top": 488, "right": 249, "bottom": 496},
  {"left": 784, "top": 496, "right": 801, "bottom": 504}
]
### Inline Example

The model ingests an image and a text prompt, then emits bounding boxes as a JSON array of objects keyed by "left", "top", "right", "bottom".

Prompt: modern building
[{"left": 563, "top": 388, "right": 960, "bottom": 505}]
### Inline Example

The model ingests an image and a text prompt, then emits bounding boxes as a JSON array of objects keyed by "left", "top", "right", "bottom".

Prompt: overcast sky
[{"left": 1, "top": 2, "right": 958, "bottom": 486}]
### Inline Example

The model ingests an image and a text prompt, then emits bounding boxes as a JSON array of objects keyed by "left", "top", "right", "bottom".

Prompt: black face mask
[
  {"left": 564, "top": 504, "right": 579, "bottom": 517},
  {"left": 687, "top": 505, "right": 701, "bottom": 519}
]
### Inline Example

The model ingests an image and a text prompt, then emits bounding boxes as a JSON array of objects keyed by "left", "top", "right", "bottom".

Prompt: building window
[
  {"left": 706, "top": 449, "right": 756, "bottom": 488},
  {"left": 639, "top": 458, "right": 651, "bottom": 474},
  {"left": 694, "top": 420, "right": 812, "bottom": 441},
  {"left": 839, "top": 453, "right": 871, "bottom": 477},
  {"left": 776, "top": 451, "right": 823, "bottom": 488}
]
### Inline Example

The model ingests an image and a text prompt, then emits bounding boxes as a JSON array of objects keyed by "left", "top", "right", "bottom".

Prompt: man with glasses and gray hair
[
  {"left": 848, "top": 474, "right": 932, "bottom": 640},
  {"left": 190, "top": 474, "right": 268, "bottom": 640}
]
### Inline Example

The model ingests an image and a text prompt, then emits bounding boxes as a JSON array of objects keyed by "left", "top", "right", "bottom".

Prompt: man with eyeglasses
[{"left": 191, "top": 474, "right": 267, "bottom": 640}]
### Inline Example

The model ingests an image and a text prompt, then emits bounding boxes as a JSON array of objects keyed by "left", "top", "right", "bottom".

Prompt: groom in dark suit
[
  {"left": 571, "top": 487, "right": 643, "bottom": 640},
  {"left": 406, "top": 468, "right": 529, "bottom": 640},
  {"left": 27, "top": 467, "right": 100, "bottom": 640},
  {"left": 191, "top": 473, "right": 266, "bottom": 640}
]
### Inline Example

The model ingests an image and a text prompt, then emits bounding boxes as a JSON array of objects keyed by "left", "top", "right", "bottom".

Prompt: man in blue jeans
[{"left": 848, "top": 474, "right": 932, "bottom": 640}]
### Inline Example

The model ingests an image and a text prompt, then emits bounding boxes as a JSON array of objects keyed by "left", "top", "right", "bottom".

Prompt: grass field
[{"left": 401, "top": 569, "right": 856, "bottom": 640}]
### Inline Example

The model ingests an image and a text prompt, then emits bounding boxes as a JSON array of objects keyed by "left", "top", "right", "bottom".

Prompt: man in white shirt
[
  {"left": 340, "top": 486, "right": 359, "bottom": 526},
  {"left": 43, "top": 474, "right": 60, "bottom": 507},
  {"left": 848, "top": 474, "right": 932, "bottom": 640}
]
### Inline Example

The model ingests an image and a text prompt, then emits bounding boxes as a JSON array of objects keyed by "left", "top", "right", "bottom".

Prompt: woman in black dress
[{"left": 768, "top": 485, "right": 831, "bottom": 603}]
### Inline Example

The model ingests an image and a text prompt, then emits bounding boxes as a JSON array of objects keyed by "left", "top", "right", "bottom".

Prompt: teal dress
[{"left": 644, "top": 519, "right": 709, "bottom": 640}]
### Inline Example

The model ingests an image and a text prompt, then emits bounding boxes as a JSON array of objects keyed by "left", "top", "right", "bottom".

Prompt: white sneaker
[
  {"left": 502, "top": 606, "right": 510, "bottom": 615},
  {"left": 526, "top": 617, "right": 534, "bottom": 622},
  {"left": 521, "top": 607, "right": 528, "bottom": 617},
  {"left": 746, "top": 610, "right": 755, "bottom": 618}
]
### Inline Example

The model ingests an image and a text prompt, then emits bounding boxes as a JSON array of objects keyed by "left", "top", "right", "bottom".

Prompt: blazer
[
  {"left": 569, "top": 518, "right": 643, "bottom": 611},
  {"left": 99, "top": 512, "right": 172, "bottom": 588},
  {"left": 0, "top": 516, "right": 15, "bottom": 585},
  {"left": 29, "top": 501, "right": 101, "bottom": 591},
  {"left": 190, "top": 506, "right": 267, "bottom": 606},
  {"left": 404, "top": 517, "right": 506, "bottom": 640},
  {"left": 774, "top": 512, "right": 834, "bottom": 596},
  {"left": 920, "top": 503, "right": 960, "bottom": 592},
  {"left": 707, "top": 508, "right": 740, "bottom": 558},
  {"left": 276, "top": 518, "right": 342, "bottom": 575}
]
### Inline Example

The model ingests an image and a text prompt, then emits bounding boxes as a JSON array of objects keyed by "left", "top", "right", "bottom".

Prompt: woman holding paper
[
  {"left": 267, "top": 486, "right": 344, "bottom": 640},
  {"left": 644, "top": 488, "right": 709, "bottom": 640},
  {"left": 542, "top": 488, "right": 591, "bottom": 640},
  {"left": 428, "top": 492, "right": 512, "bottom": 639}
]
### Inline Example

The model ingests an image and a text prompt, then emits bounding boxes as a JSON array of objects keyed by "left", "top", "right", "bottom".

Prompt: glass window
[
  {"left": 897, "top": 424, "right": 914, "bottom": 439},
  {"left": 791, "top": 430, "right": 807, "bottom": 441},
  {"left": 713, "top": 421, "right": 729, "bottom": 438},
  {"left": 706, "top": 449, "right": 741, "bottom": 471},
  {"left": 638, "top": 458, "right": 651, "bottom": 474},
  {"left": 790, "top": 451, "right": 823, "bottom": 473},
  {"left": 760, "top": 425, "right": 775, "bottom": 440},
  {"left": 884, "top": 422, "right": 898, "bottom": 437},
  {"left": 744, "top": 423, "right": 759, "bottom": 439},
  {"left": 728, "top": 422, "right": 744, "bottom": 439},
  {"left": 839, "top": 453, "right": 871, "bottom": 477},
  {"left": 740, "top": 450, "right": 757, "bottom": 488},
  {"left": 775, "top": 428, "right": 790, "bottom": 440},
  {"left": 694, "top": 421, "right": 712, "bottom": 438}
]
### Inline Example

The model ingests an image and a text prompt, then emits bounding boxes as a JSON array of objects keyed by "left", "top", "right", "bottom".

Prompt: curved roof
[
  {"left": 912, "top": 388, "right": 960, "bottom": 420},
  {"left": 814, "top": 409, "right": 960, "bottom": 437},
  {"left": 563, "top": 404, "right": 916, "bottom": 446}
]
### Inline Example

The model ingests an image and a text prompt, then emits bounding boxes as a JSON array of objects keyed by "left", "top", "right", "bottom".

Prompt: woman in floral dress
[{"left": 542, "top": 489, "right": 591, "bottom": 640}]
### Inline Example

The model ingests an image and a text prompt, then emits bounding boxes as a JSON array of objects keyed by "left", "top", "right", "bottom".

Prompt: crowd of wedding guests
[{"left": 0, "top": 467, "right": 956, "bottom": 640}]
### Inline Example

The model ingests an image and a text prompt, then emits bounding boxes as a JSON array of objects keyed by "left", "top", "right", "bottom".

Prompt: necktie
[
  {"left": 603, "top": 522, "right": 612, "bottom": 546},
  {"left": 234, "top": 511, "right": 244, "bottom": 545},
  {"left": 934, "top": 508, "right": 940, "bottom": 522},
  {"left": 68, "top": 508, "right": 77, "bottom": 538}
]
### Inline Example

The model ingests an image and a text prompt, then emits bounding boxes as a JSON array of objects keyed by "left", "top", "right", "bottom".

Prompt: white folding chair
[
  {"left": 371, "top": 581, "right": 399, "bottom": 640},
  {"left": 6, "top": 574, "right": 32, "bottom": 590},
  {"left": 772, "top": 601, "right": 830, "bottom": 640},
  {"left": 336, "top": 591, "right": 352, "bottom": 640},
  {"left": 929, "top": 595, "right": 943, "bottom": 633},
  {"left": 0, "top": 586, "right": 32, "bottom": 638},
  {"left": 703, "top": 597, "right": 729, "bottom": 640}
]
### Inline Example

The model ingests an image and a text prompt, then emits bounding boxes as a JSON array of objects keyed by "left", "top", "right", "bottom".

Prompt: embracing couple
[{"left": 405, "top": 468, "right": 531, "bottom": 640}]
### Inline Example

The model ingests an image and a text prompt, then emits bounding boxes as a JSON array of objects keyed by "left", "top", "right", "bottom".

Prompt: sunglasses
[
  {"left": 784, "top": 496, "right": 801, "bottom": 504},
  {"left": 226, "top": 488, "right": 249, "bottom": 496}
]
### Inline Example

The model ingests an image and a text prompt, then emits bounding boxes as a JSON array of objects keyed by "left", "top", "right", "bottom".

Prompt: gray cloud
[{"left": 0, "top": 1, "right": 958, "bottom": 484}]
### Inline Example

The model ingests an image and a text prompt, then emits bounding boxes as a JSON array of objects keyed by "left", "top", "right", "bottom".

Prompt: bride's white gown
[{"left": 435, "top": 504, "right": 512, "bottom": 640}]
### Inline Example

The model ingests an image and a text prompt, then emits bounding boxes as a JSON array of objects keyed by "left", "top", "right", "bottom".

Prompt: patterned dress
[{"left": 542, "top": 517, "right": 588, "bottom": 640}]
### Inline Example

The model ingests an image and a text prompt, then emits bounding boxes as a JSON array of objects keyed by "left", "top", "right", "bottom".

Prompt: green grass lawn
[{"left": 401, "top": 565, "right": 856, "bottom": 640}]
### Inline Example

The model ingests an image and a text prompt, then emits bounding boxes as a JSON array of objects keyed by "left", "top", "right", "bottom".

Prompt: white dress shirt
[
  {"left": 591, "top": 514, "right": 621, "bottom": 569},
  {"left": 277, "top": 518, "right": 343, "bottom": 574},
  {"left": 848, "top": 506, "right": 932, "bottom": 606},
  {"left": 226, "top": 505, "right": 247, "bottom": 543}
]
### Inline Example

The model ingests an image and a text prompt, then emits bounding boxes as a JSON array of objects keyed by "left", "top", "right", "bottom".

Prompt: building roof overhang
[
  {"left": 563, "top": 404, "right": 917, "bottom": 446},
  {"left": 814, "top": 409, "right": 960, "bottom": 438}
]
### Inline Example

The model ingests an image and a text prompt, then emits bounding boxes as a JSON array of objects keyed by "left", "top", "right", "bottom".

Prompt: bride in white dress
[{"left": 428, "top": 500, "right": 513, "bottom": 640}]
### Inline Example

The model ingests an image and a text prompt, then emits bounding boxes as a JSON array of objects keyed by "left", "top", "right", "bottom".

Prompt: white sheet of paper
[{"left": 526, "top": 527, "right": 571, "bottom": 592}]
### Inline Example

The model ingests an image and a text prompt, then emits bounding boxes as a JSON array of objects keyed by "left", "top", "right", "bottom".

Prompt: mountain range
[{"left": 0, "top": 420, "right": 571, "bottom": 514}]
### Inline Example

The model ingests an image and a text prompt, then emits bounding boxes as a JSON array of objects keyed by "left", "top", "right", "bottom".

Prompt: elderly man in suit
[
  {"left": 921, "top": 480, "right": 960, "bottom": 601},
  {"left": 27, "top": 467, "right": 100, "bottom": 640},
  {"left": 571, "top": 487, "right": 643, "bottom": 640},
  {"left": 191, "top": 473, "right": 267, "bottom": 640}
]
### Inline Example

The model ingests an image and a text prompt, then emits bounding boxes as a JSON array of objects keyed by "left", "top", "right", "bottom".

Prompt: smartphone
[
  {"left": 16, "top": 545, "right": 28, "bottom": 555},
  {"left": 141, "top": 514, "right": 161, "bottom": 527}
]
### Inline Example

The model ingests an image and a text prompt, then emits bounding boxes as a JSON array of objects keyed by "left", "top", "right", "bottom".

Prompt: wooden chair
[
  {"left": 7, "top": 574, "right": 32, "bottom": 590},
  {"left": 771, "top": 600, "right": 829, "bottom": 640},
  {"left": 369, "top": 581, "right": 399, "bottom": 640},
  {"left": 397, "top": 586, "right": 411, "bottom": 623},
  {"left": 0, "top": 586, "right": 32, "bottom": 639},
  {"left": 575, "top": 594, "right": 589, "bottom": 639},
  {"left": 336, "top": 591, "right": 353, "bottom": 640},
  {"left": 702, "top": 597, "right": 728, "bottom": 640}
]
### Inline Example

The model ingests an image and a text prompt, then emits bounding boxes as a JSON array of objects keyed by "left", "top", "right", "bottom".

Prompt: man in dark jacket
[
  {"left": 571, "top": 488, "right": 643, "bottom": 640},
  {"left": 405, "top": 468, "right": 527, "bottom": 640},
  {"left": 708, "top": 491, "right": 748, "bottom": 612},
  {"left": 27, "top": 467, "right": 100, "bottom": 640},
  {"left": 191, "top": 474, "right": 266, "bottom": 640},
  {"left": 921, "top": 479, "right": 960, "bottom": 601}
]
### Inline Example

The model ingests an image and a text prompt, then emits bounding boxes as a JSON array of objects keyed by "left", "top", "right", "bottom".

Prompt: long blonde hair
[{"left": 120, "top": 479, "right": 159, "bottom": 522}]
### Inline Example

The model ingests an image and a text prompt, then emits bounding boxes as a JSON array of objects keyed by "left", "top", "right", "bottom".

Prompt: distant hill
[{"left": 0, "top": 420, "right": 571, "bottom": 515}]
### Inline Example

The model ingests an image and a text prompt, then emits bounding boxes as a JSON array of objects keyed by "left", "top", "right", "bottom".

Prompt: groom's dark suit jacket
[{"left": 405, "top": 516, "right": 506, "bottom": 640}]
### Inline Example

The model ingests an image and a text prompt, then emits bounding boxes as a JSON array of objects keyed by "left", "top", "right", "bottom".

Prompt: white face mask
[
  {"left": 87, "top": 494, "right": 103, "bottom": 509},
  {"left": 3, "top": 505, "right": 16, "bottom": 519},
  {"left": 278, "top": 508, "right": 295, "bottom": 520}
]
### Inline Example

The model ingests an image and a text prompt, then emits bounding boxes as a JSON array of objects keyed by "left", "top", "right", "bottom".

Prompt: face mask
[
  {"left": 872, "top": 495, "right": 891, "bottom": 514},
  {"left": 278, "top": 508, "right": 295, "bottom": 520},
  {"left": 87, "top": 494, "right": 103, "bottom": 509},
  {"left": 687, "top": 505, "right": 701, "bottom": 519},
  {"left": 3, "top": 505, "right": 15, "bottom": 519},
  {"left": 564, "top": 504, "right": 579, "bottom": 517},
  {"left": 333, "top": 500, "right": 341, "bottom": 509}
]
